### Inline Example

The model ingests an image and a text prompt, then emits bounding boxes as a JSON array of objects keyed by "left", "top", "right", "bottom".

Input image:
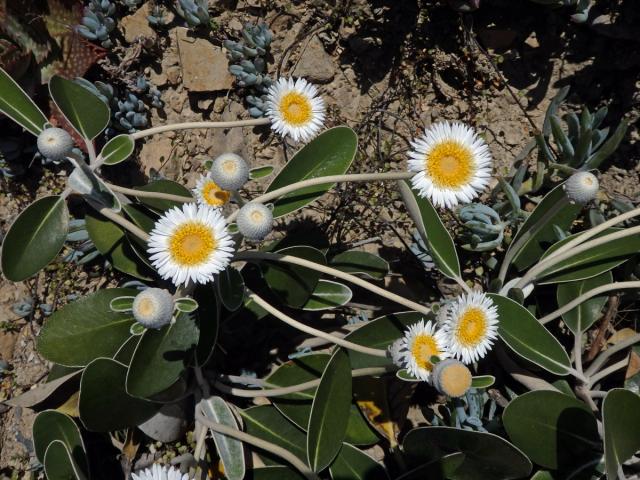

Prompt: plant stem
[
  {"left": 97, "top": 206, "right": 150, "bottom": 242},
  {"left": 235, "top": 251, "right": 432, "bottom": 316},
  {"left": 214, "top": 366, "right": 391, "bottom": 398},
  {"left": 195, "top": 409, "right": 319, "bottom": 480},
  {"left": 585, "top": 333, "right": 640, "bottom": 377},
  {"left": 588, "top": 358, "right": 628, "bottom": 387},
  {"left": 131, "top": 118, "right": 271, "bottom": 140},
  {"left": 85, "top": 138, "right": 98, "bottom": 167},
  {"left": 539, "top": 281, "right": 640, "bottom": 325},
  {"left": 226, "top": 172, "right": 414, "bottom": 223},
  {"left": 105, "top": 182, "right": 195, "bottom": 203},
  {"left": 246, "top": 289, "right": 389, "bottom": 358},
  {"left": 515, "top": 225, "right": 640, "bottom": 289},
  {"left": 574, "top": 331, "right": 584, "bottom": 377},
  {"left": 497, "top": 195, "right": 570, "bottom": 284}
]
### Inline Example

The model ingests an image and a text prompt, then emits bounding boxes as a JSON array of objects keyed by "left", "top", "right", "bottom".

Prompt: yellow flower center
[
  {"left": 137, "top": 297, "right": 156, "bottom": 317},
  {"left": 411, "top": 334, "right": 441, "bottom": 371},
  {"left": 279, "top": 91, "right": 312, "bottom": 126},
  {"left": 455, "top": 307, "right": 488, "bottom": 347},
  {"left": 438, "top": 363, "right": 472, "bottom": 397},
  {"left": 169, "top": 222, "right": 216, "bottom": 266},
  {"left": 425, "top": 140, "right": 474, "bottom": 188},
  {"left": 202, "top": 180, "right": 230, "bottom": 207}
]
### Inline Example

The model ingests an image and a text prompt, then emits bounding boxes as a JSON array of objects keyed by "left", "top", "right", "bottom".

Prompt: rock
[
  {"left": 175, "top": 27, "right": 234, "bottom": 92},
  {"left": 477, "top": 28, "right": 517, "bottom": 50},
  {"left": 292, "top": 36, "right": 335, "bottom": 84},
  {"left": 139, "top": 137, "right": 173, "bottom": 176},
  {"left": 149, "top": 70, "right": 168, "bottom": 87},
  {"left": 121, "top": 3, "right": 157, "bottom": 44},
  {"left": 138, "top": 401, "right": 189, "bottom": 443},
  {"left": 166, "top": 66, "right": 181, "bottom": 85}
]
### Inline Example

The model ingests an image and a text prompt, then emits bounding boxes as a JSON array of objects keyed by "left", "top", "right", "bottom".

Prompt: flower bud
[
  {"left": 236, "top": 202, "right": 273, "bottom": 241},
  {"left": 432, "top": 359, "right": 473, "bottom": 397},
  {"left": 132, "top": 288, "right": 174, "bottom": 329},
  {"left": 37, "top": 128, "right": 74, "bottom": 161},
  {"left": 564, "top": 171, "right": 599, "bottom": 204},
  {"left": 209, "top": 153, "right": 249, "bottom": 191}
]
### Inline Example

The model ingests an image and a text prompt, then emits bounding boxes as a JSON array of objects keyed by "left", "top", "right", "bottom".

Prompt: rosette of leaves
[
  {"left": 175, "top": 0, "right": 209, "bottom": 28},
  {"left": 77, "top": 0, "right": 116, "bottom": 48},
  {"left": 458, "top": 204, "right": 505, "bottom": 252}
]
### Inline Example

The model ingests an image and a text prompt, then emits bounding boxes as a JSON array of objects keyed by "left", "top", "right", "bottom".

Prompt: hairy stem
[
  {"left": 585, "top": 333, "right": 640, "bottom": 377},
  {"left": 235, "top": 250, "right": 432, "bottom": 316},
  {"left": 246, "top": 289, "right": 388, "bottom": 358},
  {"left": 574, "top": 332, "right": 584, "bottom": 377},
  {"left": 539, "top": 281, "right": 640, "bottom": 325},
  {"left": 131, "top": 118, "right": 270, "bottom": 140},
  {"left": 195, "top": 410, "right": 319, "bottom": 480},
  {"left": 105, "top": 182, "right": 195, "bottom": 203},
  {"left": 589, "top": 358, "right": 628, "bottom": 387},
  {"left": 97, "top": 206, "right": 150, "bottom": 242}
]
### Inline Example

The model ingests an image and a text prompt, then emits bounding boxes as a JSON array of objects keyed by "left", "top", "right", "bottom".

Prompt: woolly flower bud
[
  {"left": 209, "top": 153, "right": 249, "bottom": 191},
  {"left": 132, "top": 288, "right": 174, "bottom": 329},
  {"left": 237, "top": 202, "right": 273, "bottom": 241},
  {"left": 37, "top": 127, "right": 74, "bottom": 160},
  {"left": 432, "top": 359, "right": 472, "bottom": 398},
  {"left": 564, "top": 171, "right": 599, "bottom": 204},
  {"left": 388, "top": 338, "right": 404, "bottom": 368}
]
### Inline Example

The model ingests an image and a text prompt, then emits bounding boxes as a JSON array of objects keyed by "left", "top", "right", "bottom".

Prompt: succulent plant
[
  {"left": 459, "top": 204, "right": 505, "bottom": 252},
  {"left": 147, "top": 4, "right": 170, "bottom": 28},
  {"left": 63, "top": 219, "right": 99, "bottom": 264},
  {"left": 77, "top": 0, "right": 117, "bottom": 48},
  {"left": 528, "top": 0, "right": 593, "bottom": 23},
  {"left": 175, "top": 0, "right": 209, "bottom": 28},
  {"left": 224, "top": 22, "right": 274, "bottom": 118}
]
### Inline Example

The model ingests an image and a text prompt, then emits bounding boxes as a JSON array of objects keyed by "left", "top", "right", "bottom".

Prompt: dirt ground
[{"left": 1, "top": 0, "right": 639, "bottom": 474}]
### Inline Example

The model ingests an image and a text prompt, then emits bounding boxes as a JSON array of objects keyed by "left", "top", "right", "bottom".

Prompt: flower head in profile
[
  {"left": 265, "top": 77, "right": 325, "bottom": 142},
  {"left": 192, "top": 174, "right": 230, "bottom": 208},
  {"left": 440, "top": 291, "right": 499, "bottom": 364},
  {"left": 390, "top": 319, "right": 449, "bottom": 381},
  {"left": 147, "top": 204, "right": 234, "bottom": 286},
  {"left": 132, "top": 464, "right": 189, "bottom": 480},
  {"left": 408, "top": 122, "right": 492, "bottom": 209}
]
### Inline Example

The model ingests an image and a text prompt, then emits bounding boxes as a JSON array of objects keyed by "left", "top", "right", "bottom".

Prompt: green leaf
[
  {"left": 38, "top": 288, "right": 137, "bottom": 366},
  {"left": 49, "top": 76, "right": 109, "bottom": 140},
  {"left": 265, "top": 127, "right": 357, "bottom": 217},
  {"left": 69, "top": 159, "right": 121, "bottom": 211},
  {"left": 101, "top": 134, "right": 135, "bottom": 165},
  {"left": 135, "top": 180, "right": 193, "bottom": 211},
  {"left": 126, "top": 313, "right": 199, "bottom": 398},
  {"left": 44, "top": 440, "right": 86, "bottom": 480},
  {"left": 33, "top": 410, "right": 88, "bottom": 475},
  {"left": 489, "top": 294, "right": 572, "bottom": 376},
  {"left": 0, "top": 67, "right": 48, "bottom": 136},
  {"left": 1, "top": 196, "right": 69, "bottom": 281},
  {"left": 308, "top": 349, "right": 352, "bottom": 472},
  {"left": 403, "top": 427, "right": 532, "bottom": 480},
  {"left": 585, "top": 121, "right": 628, "bottom": 170},
  {"left": 303, "top": 280, "right": 352, "bottom": 311},
  {"left": 556, "top": 271, "right": 612, "bottom": 334},
  {"left": 79, "top": 358, "right": 159, "bottom": 431},
  {"left": 5, "top": 370, "right": 81, "bottom": 408},
  {"left": 248, "top": 467, "right": 304, "bottom": 480},
  {"left": 217, "top": 266, "right": 245, "bottom": 311},
  {"left": 396, "top": 453, "right": 465, "bottom": 480},
  {"left": 109, "top": 296, "right": 135, "bottom": 312},
  {"left": 250, "top": 165, "right": 275, "bottom": 179},
  {"left": 471, "top": 375, "right": 495, "bottom": 388},
  {"left": 266, "top": 354, "right": 378, "bottom": 446},
  {"left": 329, "top": 250, "right": 389, "bottom": 280},
  {"left": 261, "top": 246, "right": 326, "bottom": 308},
  {"left": 396, "top": 369, "right": 421, "bottom": 382},
  {"left": 603, "top": 389, "right": 640, "bottom": 479},
  {"left": 538, "top": 228, "right": 640, "bottom": 284},
  {"left": 329, "top": 443, "right": 389, "bottom": 480},
  {"left": 194, "top": 285, "right": 220, "bottom": 365},
  {"left": 240, "top": 405, "right": 307, "bottom": 464},
  {"left": 175, "top": 297, "right": 198, "bottom": 313},
  {"left": 503, "top": 391, "right": 600, "bottom": 470},
  {"left": 398, "top": 181, "right": 460, "bottom": 279},
  {"left": 508, "top": 183, "right": 582, "bottom": 271},
  {"left": 344, "top": 311, "right": 426, "bottom": 369},
  {"left": 201, "top": 396, "right": 246, "bottom": 480},
  {"left": 85, "top": 209, "right": 153, "bottom": 280}
]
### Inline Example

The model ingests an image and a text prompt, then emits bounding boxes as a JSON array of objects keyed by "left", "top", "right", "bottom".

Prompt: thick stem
[
  {"left": 585, "top": 333, "right": 640, "bottom": 377},
  {"left": 131, "top": 118, "right": 270, "bottom": 140},
  {"left": 97, "top": 206, "right": 150, "bottom": 242},
  {"left": 85, "top": 138, "right": 98, "bottom": 167},
  {"left": 539, "top": 281, "right": 640, "bottom": 325},
  {"left": 105, "top": 182, "right": 194, "bottom": 203},
  {"left": 574, "top": 332, "right": 584, "bottom": 377},
  {"left": 516, "top": 225, "right": 640, "bottom": 289},
  {"left": 195, "top": 410, "right": 319, "bottom": 480},
  {"left": 226, "top": 172, "right": 414, "bottom": 223},
  {"left": 246, "top": 289, "right": 388, "bottom": 358},
  {"left": 214, "top": 366, "right": 391, "bottom": 398},
  {"left": 588, "top": 358, "right": 628, "bottom": 387},
  {"left": 498, "top": 196, "right": 570, "bottom": 284},
  {"left": 235, "top": 251, "right": 432, "bottom": 316}
]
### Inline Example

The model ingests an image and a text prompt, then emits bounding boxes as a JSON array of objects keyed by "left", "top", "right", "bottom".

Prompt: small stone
[
  {"left": 149, "top": 70, "right": 167, "bottom": 87},
  {"left": 120, "top": 3, "right": 157, "bottom": 44},
  {"left": 292, "top": 36, "right": 335, "bottom": 84},
  {"left": 176, "top": 27, "right": 234, "bottom": 92},
  {"left": 166, "top": 66, "right": 181, "bottom": 85},
  {"left": 228, "top": 18, "right": 243, "bottom": 31},
  {"left": 139, "top": 137, "right": 173, "bottom": 175},
  {"left": 197, "top": 98, "right": 214, "bottom": 110}
]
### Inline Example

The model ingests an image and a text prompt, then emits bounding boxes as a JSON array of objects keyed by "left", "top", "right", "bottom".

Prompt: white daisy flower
[
  {"left": 147, "top": 204, "right": 235, "bottom": 286},
  {"left": 408, "top": 121, "right": 492, "bottom": 209},
  {"left": 397, "top": 319, "right": 450, "bottom": 382},
  {"left": 192, "top": 174, "right": 230, "bottom": 209},
  {"left": 441, "top": 291, "right": 499, "bottom": 364},
  {"left": 132, "top": 463, "right": 189, "bottom": 480},
  {"left": 265, "top": 77, "right": 326, "bottom": 142}
]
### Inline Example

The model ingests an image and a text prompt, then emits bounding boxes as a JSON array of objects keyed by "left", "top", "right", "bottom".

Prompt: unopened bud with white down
[
  {"left": 564, "top": 171, "right": 599, "bottom": 204},
  {"left": 210, "top": 153, "right": 249, "bottom": 191},
  {"left": 132, "top": 288, "right": 174, "bottom": 329},
  {"left": 237, "top": 202, "right": 273, "bottom": 241},
  {"left": 37, "top": 128, "right": 74, "bottom": 161},
  {"left": 432, "top": 359, "right": 473, "bottom": 398}
]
